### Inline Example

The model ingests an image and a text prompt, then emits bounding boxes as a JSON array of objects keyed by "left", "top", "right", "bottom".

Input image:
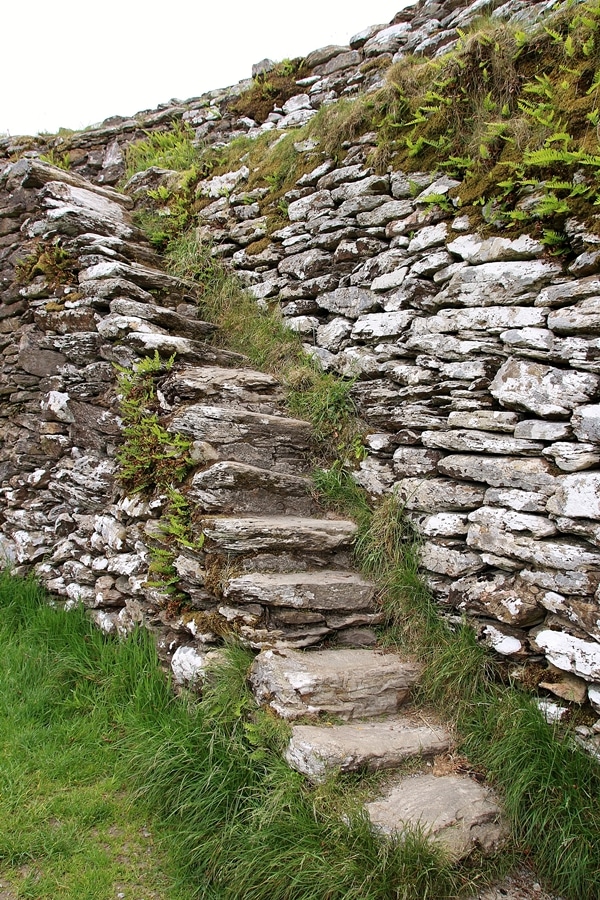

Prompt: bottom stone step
[
  {"left": 249, "top": 648, "right": 421, "bottom": 720},
  {"left": 286, "top": 717, "right": 451, "bottom": 781},
  {"left": 365, "top": 773, "right": 508, "bottom": 860}
]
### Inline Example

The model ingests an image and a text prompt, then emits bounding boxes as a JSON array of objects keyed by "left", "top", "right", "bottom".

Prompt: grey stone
[
  {"left": 572, "top": 404, "right": 600, "bottom": 443},
  {"left": 447, "top": 233, "right": 543, "bottom": 263},
  {"left": 542, "top": 442, "right": 600, "bottom": 472},
  {"left": 407, "top": 223, "right": 448, "bottom": 253},
  {"left": 316, "top": 317, "right": 353, "bottom": 352},
  {"left": 420, "top": 542, "right": 484, "bottom": 577},
  {"left": 393, "top": 447, "right": 442, "bottom": 477},
  {"left": 287, "top": 190, "right": 334, "bottom": 222},
  {"left": 286, "top": 717, "right": 451, "bottom": 781},
  {"left": 548, "top": 297, "right": 600, "bottom": 334},
  {"left": 317, "top": 287, "right": 380, "bottom": 318},
  {"left": 547, "top": 472, "right": 600, "bottom": 519},
  {"left": 422, "top": 429, "right": 544, "bottom": 456},
  {"left": 365, "top": 774, "right": 507, "bottom": 860},
  {"left": 441, "top": 260, "right": 562, "bottom": 307},
  {"left": 490, "top": 358, "right": 599, "bottom": 417},
  {"left": 532, "top": 630, "right": 600, "bottom": 682},
  {"left": 278, "top": 249, "right": 332, "bottom": 280},
  {"left": 364, "top": 23, "right": 411, "bottom": 56},
  {"left": 449, "top": 573, "right": 543, "bottom": 626},
  {"left": 203, "top": 515, "right": 357, "bottom": 553},
  {"left": 448, "top": 411, "right": 518, "bottom": 433},
  {"left": 351, "top": 311, "right": 412, "bottom": 341},
  {"left": 224, "top": 571, "right": 375, "bottom": 611},
  {"left": 438, "top": 455, "right": 557, "bottom": 493},
  {"left": 393, "top": 478, "right": 485, "bottom": 512},
  {"left": 249, "top": 648, "right": 420, "bottom": 720},
  {"left": 356, "top": 200, "right": 413, "bottom": 227}
]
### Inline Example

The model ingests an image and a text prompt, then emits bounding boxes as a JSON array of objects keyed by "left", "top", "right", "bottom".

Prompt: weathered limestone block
[
  {"left": 223, "top": 571, "right": 375, "bottom": 611},
  {"left": 532, "top": 630, "right": 600, "bottom": 681},
  {"left": 572, "top": 404, "right": 600, "bottom": 443},
  {"left": 413, "top": 306, "right": 546, "bottom": 335},
  {"left": 286, "top": 717, "right": 451, "bottom": 781},
  {"left": 351, "top": 311, "right": 412, "bottom": 341},
  {"left": 407, "top": 222, "right": 449, "bottom": 253},
  {"left": 447, "top": 233, "right": 543, "bottom": 263},
  {"left": 365, "top": 774, "right": 507, "bottom": 860},
  {"left": 539, "top": 590, "right": 600, "bottom": 642},
  {"left": 331, "top": 175, "right": 390, "bottom": 203},
  {"left": 420, "top": 541, "right": 484, "bottom": 577},
  {"left": 316, "top": 317, "right": 353, "bottom": 352},
  {"left": 202, "top": 516, "right": 357, "bottom": 554},
  {"left": 169, "top": 404, "right": 310, "bottom": 451},
  {"left": 356, "top": 200, "right": 413, "bottom": 227},
  {"left": 419, "top": 513, "right": 469, "bottom": 536},
  {"left": 278, "top": 249, "right": 331, "bottom": 280},
  {"left": 546, "top": 472, "right": 600, "bottom": 519},
  {"left": 547, "top": 297, "right": 600, "bottom": 334},
  {"left": 447, "top": 410, "right": 518, "bottom": 433},
  {"left": 422, "top": 429, "right": 544, "bottom": 456},
  {"left": 249, "top": 648, "right": 420, "bottom": 720},
  {"left": 161, "top": 365, "right": 282, "bottom": 408},
  {"left": 125, "top": 332, "right": 245, "bottom": 367},
  {"left": 513, "top": 420, "right": 571, "bottom": 440},
  {"left": 480, "top": 622, "right": 528, "bottom": 658},
  {"left": 363, "top": 23, "right": 411, "bottom": 55},
  {"left": 467, "top": 516, "right": 600, "bottom": 571},
  {"left": 542, "top": 441, "right": 600, "bottom": 472},
  {"left": 490, "top": 358, "right": 599, "bottom": 417},
  {"left": 484, "top": 487, "right": 548, "bottom": 513},
  {"left": 317, "top": 287, "right": 380, "bottom": 318},
  {"left": 439, "top": 455, "right": 557, "bottom": 493},
  {"left": 189, "top": 462, "right": 314, "bottom": 515},
  {"left": 287, "top": 190, "right": 334, "bottom": 222},
  {"left": 449, "top": 573, "right": 543, "bottom": 626},
  {"left": 440, "top": 260, "right": 562, "bottom": 307},
  {"left": 393, "top": 478, "right": 485, "bottom": 512},
  {"left": 392, "top": 447, "right": 442, "bottom": 477},
  {"left": 536, "top": 275, "right": 600, "bottom": 307},
  {"left": 171, "top": 646, "right": 224, "bottom": 686}
]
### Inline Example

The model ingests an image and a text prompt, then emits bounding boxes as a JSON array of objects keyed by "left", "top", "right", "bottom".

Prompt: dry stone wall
[{"left": 1, "top": 0, "right": 600, "bottom": 714}]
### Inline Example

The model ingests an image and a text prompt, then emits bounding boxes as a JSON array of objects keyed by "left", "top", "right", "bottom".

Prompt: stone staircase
[{"left": 163, "top": 358, "right": 508, "bottom": 863}]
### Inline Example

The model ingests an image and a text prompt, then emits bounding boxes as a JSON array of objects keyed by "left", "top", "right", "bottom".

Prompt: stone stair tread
[
  {"left": 286, "top": 716, "right": 452, "bottom": 780},
  {"left": 224, "top": 569, "right": 376, "bottom": 610},
  {"left": 190, "top": 462, "right": 316, "bottom": 515},
  {"left": 249, "top": 647, "right": 420, "bottom": 720},
  {"left": 365, "top": 773, "right": 508, "bottom": 861},
  {"left": 161, "top": 365, "right": 284, "bottom": 409},
  {"left": 202, "top": 516, "right": 357, "bottom": 553}
]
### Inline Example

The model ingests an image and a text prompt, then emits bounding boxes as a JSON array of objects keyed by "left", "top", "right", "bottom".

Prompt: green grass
[
  {"left": 124, "top": 124, "right": 199, "bottom": 181},
  {"left": 0, "top": 570, "right": 188, "bottom": 900}
]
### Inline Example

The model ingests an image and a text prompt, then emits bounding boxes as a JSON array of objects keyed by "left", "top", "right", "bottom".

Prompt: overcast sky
[{"left": 2, "top": 0, "right": 415, "bottom": 137}]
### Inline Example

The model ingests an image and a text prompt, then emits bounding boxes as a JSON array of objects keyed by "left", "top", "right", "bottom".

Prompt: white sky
[{"left": 2, "top": 0, "right": 415, "bottom": 137}]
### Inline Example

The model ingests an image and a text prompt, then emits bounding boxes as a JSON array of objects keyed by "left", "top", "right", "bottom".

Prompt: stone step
[
  {"left": 223, "top": 570, "right": 376, "bottom": 611},
  {"left": 169, "top": 405, "right": 312, "bottom": 473},
  {"left": 109, "top": 298, "right": 217, "bottom": 341},
  {"left": 125, "top": 333, "right": 246, "bottom": 369},
  {"left": 365, "top": 773, "right": 508, "bottom": 861},
  {"left": 161, "top": 365, "right": 285, "bottom": 412},
  {"left": 285, "top": 717, "right": 451, "bottom": 781},
  {"left": 189, "top": 462, "right": 316, "bottom": 516},
  {"left": 249, "top": 648, "right": 420, "bottom": 720},
  {"left": 202, "top": 516, "right": 357, "bottom": 554}
]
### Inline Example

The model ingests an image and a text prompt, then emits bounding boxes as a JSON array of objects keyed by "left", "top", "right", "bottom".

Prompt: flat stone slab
[
  {"left": 161, "top": 365, "right": 283, "bottom": 409},
  {"left": 365, "top": 773, "right": 508, "bottom": 860},
  {"left": 249, "top": 648, "right": 420, "bottom": 720},
  {"left": 190, "top": 462, "right": 315, "bottom": 516},
  {"left": 203, "top": 516, "right": 357, "bottom": 553},
  {"left": 223, "top": 570, "right": 376, "bottom": 611},
  {"left": 286, "top": 717, "right": 451, "bottom": 781}
]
